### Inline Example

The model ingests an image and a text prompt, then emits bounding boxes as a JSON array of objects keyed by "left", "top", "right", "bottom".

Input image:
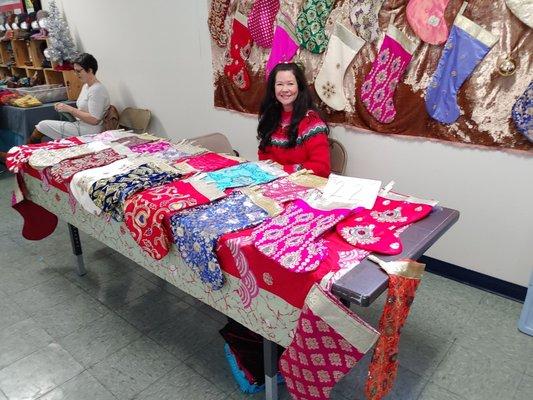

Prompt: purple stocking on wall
[{"left": 425, "top": 12, "right": 497, "bottom": 124}]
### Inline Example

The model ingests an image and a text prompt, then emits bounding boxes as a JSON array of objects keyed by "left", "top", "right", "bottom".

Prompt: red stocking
[
  {"left": 279, "top": 284, "right": 379, "bottom": 400},
  {"left": 12, "top": 173, "right": 58, "bottom": 240},
  {"left": 365, "top": 258, "right": 425, "bottom": 400},
  {"left": 224, "top": 11, "right": 253, "bottom": 90}
]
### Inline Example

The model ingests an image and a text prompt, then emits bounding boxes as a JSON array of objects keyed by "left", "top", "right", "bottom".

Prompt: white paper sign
[{"left": 321, "top": 174, "right": 382, "bottom": 210}]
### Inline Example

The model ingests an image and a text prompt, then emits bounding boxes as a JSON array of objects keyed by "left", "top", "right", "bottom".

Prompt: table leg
[
  {"left": 68, "top": 223, "right": 86, "bottom": 276},
  {"left": 263, "top": 338, "right": 278, "bottom": 400}
]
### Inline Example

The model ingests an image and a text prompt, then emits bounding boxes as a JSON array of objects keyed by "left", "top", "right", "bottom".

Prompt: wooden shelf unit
[{"left": 0, "top": 37, "right": 82, "bottom": 100}]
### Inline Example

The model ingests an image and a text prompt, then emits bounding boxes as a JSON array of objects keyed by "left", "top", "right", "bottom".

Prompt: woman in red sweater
[{"left": 257, "top": 62, "right": 331, "bottom": 178}]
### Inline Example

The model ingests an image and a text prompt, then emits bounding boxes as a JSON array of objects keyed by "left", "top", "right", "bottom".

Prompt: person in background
[
  {"left": 257, "top": 62, "right": 331, "bottom": 178},
  {"left": 27, "top": 52, "right": 110, "bottom": 143}
]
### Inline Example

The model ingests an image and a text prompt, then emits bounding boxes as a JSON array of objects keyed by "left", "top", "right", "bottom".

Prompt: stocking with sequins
[
  {"left": 208, "top": 0, "right": 231, "bottom": 47},
  {"left": 296, "top": 0, "right": 335, "bottom": 54},
  {"left": 224, "top": 11, "right": 254, "bottom": 90},
  {"left": 280, "top": 284, "right": 379, "bottom": 400},
  {"left": 248, "top": 0, "right": 280, "bottom": 48},
  {"left": 252, "top": 199, "right": 351, "bottom": 273},
  {"left": 406, "top": 0, "right": 451, "bottom": 45},
  {"left": 425, "top": 9, "right": 498, "bottom": 124},
  {"left": 315, "top": 22, "right": 365, "bottom": 111},
  {"left": 360, "top": 23, "right": 418, "bottom": 123},
  {"left": 336, "top": 196, "right": 433, "bottom": 255},
  {"left": 364, "top": 258, "right": 425, "bottom": 400},
  {"left": 349, "top": 0, "right": 385, "bottom": 43}
]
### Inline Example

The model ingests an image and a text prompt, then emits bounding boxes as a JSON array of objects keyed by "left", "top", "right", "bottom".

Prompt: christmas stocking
[
  {"left": 224, "top": 11, "right": 254, "bottom": 90},
  {"left": 349, "top": 0, "right": 385, "bottom": 43},
  {"left": 315, "top": 22, "right": 365, "bottom": 111},
  {"left": 406, "top": 0, "right": 450, "bottom": 45},
  {"left": 511, "top": 81, "right": 533, "bottom": 143},
  {"left": 12, "top": 173, "right": 58, "bottom": 240},
  {"left": 425, "top": 10, "right": 498, "bottom": 124},
  {"left": 336, "top": 196, "right": 433, "bottom": 255},
  {"left": 208, "top": 0, "right": 231, "bottom": 47},
  {"left": 505, "top": 0, "right": 533, "bottom": 28},
  {"left": 279, "top": 284, "right": 379, "bottom": 400},
  {"left": 364, "top": 257, "right": 425, "bottom": 400},
  {"left": 296, "top": 0, "right": 335, "bottom": 54},
  {"left": 248, "top": 0, "right": 280, "bottom": 48},
  {"left": 265, "top": 13, "right": 299, "bottom": 78},
  {"left": 252, "top": 199, "right": 351, "bottom": 273},
  {"left": 360, "top": 24, "right": 418, "bottom": 123}
]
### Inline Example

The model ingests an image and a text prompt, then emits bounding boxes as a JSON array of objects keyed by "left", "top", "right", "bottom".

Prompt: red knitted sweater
[{"left": 258, "top": 110, "right": 331, "bottom": 178}]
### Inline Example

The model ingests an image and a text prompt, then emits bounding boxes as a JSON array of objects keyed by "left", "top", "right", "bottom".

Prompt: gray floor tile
[
  {"left": 514, "top": 373, "right": 533, "bottom": 400},
  {"left": 32, "top": 292, "right": 109, "bottom": 338},
  {"left": 146, "top": 306, "right": 222, "bottom": 362},
  {"left": 453, "top": 295, "right": 533, "bottom": 373},
  {"left": 3, "top": 236, "right": 39, "bottom": 265},
  {"left": 11, "top": 275, "right": 86, "bottom": 315},
  {"left": 89, "top": 336, "right": 179, "bottom": 400},
  {"left": 0, "top": 318, "right": 54, "bottom": 369},
  {"left": 37, "top": 371, "right": 116, "bottom": 400},
  {"left": 82, "top": 274, "right": 164, "bottom": 310},
  {"left": 432, "top": 342, "right": 523, "bottom": 400},
  {"left": 62, "top": 252, "right": 136, "bottom": 287},
  {"left": 58, "top": 313, "right": 142, "bottom": 367},
  {"left": 134, "top": 364, "right": 227, "bottom": 400},
  {"left": 0, "top": 389, "right": 6, "bottom": 400},
  {"left": 0, "top": 343, "right": 83, "bottom": 400},
  {"left": 0, "top": 256, "right": 60, "bottom": 295},
  {"left": 418, "top": 382, "right": 466, "bottom": 400},
  {"left": 397, "top": 328, "right": 454, "bottom": 378},
  {"left": 229, "top": 386, "right": 292, "bottom": 400},
  {"left": 115, "top": 290, "right": 190, "bottom": 333},
  {"left": 408, "top": 273, "right": 486, "bottom": 340},
  {"left": 366, "top": 365, "right": 428, "bottom": 400},
  {"left": 0, "top": 293, "right": 28, "bottom": 330},
  {"left": 183, "top": 335, "right": 238, "bottom": 396}
]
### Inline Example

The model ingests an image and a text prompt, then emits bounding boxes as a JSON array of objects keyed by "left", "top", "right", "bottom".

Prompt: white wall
[{"left": 47, "top": 0, "right": 533, "bottom": 286}]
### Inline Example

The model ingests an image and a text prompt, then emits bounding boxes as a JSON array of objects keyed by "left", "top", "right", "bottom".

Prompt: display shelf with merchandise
[{"left": 0, "top": 37, "right": 82, "bottom": 100}]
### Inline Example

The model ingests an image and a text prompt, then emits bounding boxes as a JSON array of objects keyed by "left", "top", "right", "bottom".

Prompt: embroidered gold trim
[
  {"left": 368, "top": 255, "right": 426, "bottom": 279},
  {"left": 454, "top": 14, "right": 498, "bottom": 48},
  {"left": 306, "top": 284, "right": 379, "bottom": 353},
  {"left": 335, "top": 22, "right": 366, "bottom": 51},
  {"left": 386, "top": 24, "right": 419, "bottom": 55},
  {"left": 235, "top": 10, "right": 248, "bottom": 27},
  {"left": 288, "top": 171, "right": 328, "bottom": 189}
]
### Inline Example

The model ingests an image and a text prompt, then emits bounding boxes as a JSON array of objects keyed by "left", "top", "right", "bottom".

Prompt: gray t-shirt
[{"left": 76, "top": 82, "right": 110, "bottom": 126}]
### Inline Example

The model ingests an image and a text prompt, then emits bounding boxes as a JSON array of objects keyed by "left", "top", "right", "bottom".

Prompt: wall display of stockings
[{"left": 208, "top": 0, "right": 533, "bottom": 152}]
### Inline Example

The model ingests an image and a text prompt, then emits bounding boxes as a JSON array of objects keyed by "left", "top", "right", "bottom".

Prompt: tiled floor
[{"left": 0, "top": 172, "right": 531, "bottom": 400}]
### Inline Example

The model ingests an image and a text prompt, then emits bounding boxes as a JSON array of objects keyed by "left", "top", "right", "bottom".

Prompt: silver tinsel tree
[{"left": 46, "top": 0, "right": 78, "bottom": 64}]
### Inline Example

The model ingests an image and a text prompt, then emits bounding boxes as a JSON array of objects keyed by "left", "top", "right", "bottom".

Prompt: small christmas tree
[{"left": 46, "top": 0, "right": 78, "bottom": 64}]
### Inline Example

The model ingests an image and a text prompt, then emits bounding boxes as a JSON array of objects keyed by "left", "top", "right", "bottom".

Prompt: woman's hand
[{"left": 55, "top": 102, "right": 75, "bottom": 113}]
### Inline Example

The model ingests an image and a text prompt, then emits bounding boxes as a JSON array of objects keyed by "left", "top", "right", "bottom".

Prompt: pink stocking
[
  {"left": 406, "top": 0, "right": 450, "bottom": 45},
  {"left": 248, "top": 0, "right": 280, "bottom": 48},
  {"left": 280, "top": 284, "right": 379, "bottom": 400},
  {"left": 336, "top": 196, "right": 433, "bottom": 255},
  {"left": 360, "top": 24, "right": 418, "bottom": 123},
  {"left": 265, "top": 13, "right": 299, "bottom": 78}
]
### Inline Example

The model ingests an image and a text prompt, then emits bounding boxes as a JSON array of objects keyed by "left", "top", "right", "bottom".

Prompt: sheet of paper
[{"left": 320, "top": 174, "right": 382, "bottom": 209}]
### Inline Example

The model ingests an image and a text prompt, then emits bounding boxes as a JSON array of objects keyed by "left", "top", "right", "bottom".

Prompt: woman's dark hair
[
  {"left": 257, "top": 62, "right": 327, "bottom": 150},
  {"left": 73, "top": 53, "right": 98, "bottom": 74}
]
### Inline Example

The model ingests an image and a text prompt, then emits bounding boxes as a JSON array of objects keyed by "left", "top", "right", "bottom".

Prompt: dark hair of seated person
[
  {"left": 257, "top": 62, "right": 327, "bottom": 151},
  {"left": 73, "top": 52, "right": 98, "bottom": 74}
]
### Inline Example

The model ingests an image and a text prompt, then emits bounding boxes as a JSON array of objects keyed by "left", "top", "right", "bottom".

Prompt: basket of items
[{"left": 17, "top": 84, "right": 68, "bottom": 103}]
